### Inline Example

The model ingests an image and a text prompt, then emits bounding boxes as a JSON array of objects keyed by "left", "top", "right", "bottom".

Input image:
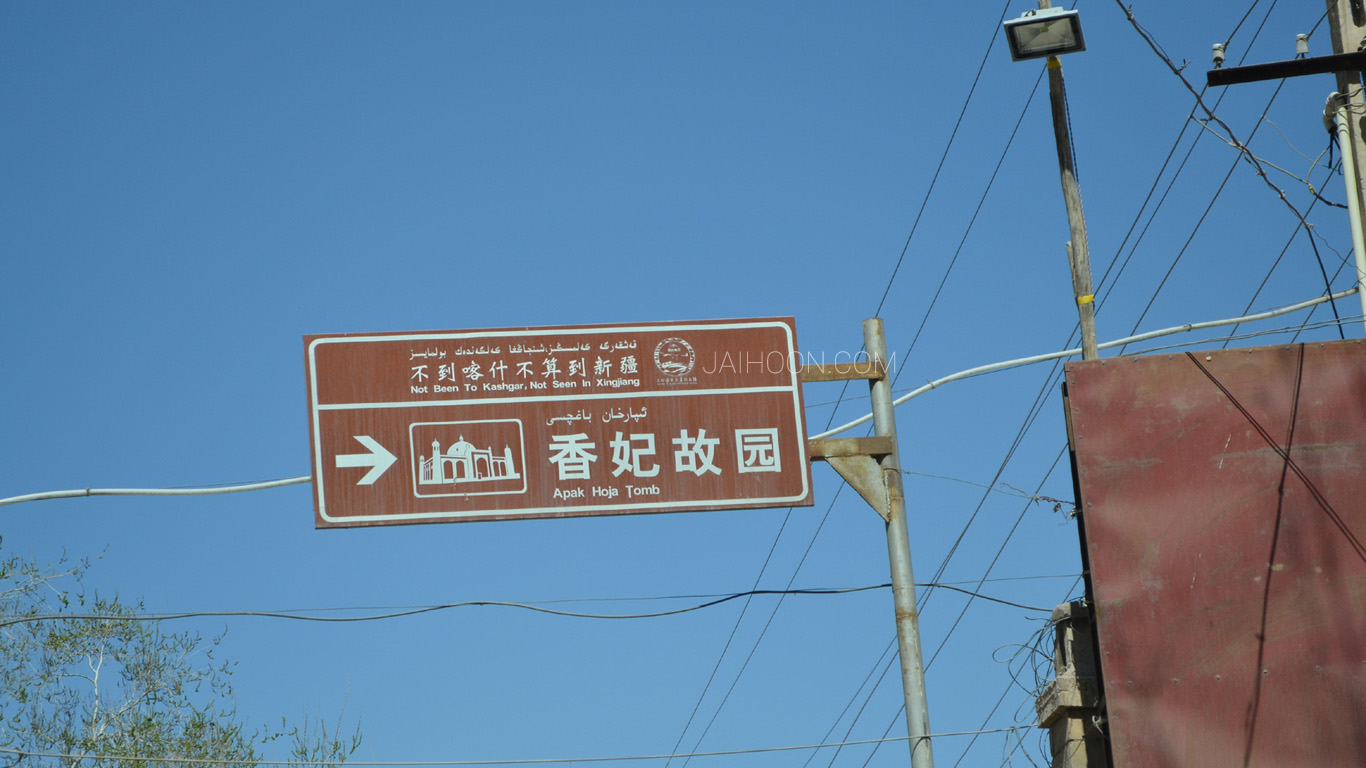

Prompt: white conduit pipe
[{"left": 810, "top": 286, "right": 1361, "bottom": 440}]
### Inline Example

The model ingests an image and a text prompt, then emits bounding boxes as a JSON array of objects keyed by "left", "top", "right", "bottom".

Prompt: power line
[
  {"left": 1096, "top": 0, "right": 1282, "bottom": 323},
  {"left": 5, "top": 13, "right": 1333, "bottom": 768},
  {"left": 871, "top": 0, "right": 1015, "bottom": 319},
  {"left": 950, "top": 577, "right": 1082, "bottom": 768},
  {"left": 0, "top": 729, "right": 1034, "bottom": 768},
  {"left": 822, "top": 635, "right": 900, "bottom": 768},
  {"left": 800, "top": 634, "right": 899, "bottom": 768},
  {"left": 900, "top": 469, "right": 1071, "bottom": 506},
  {"left": 684, "top": 6, "right": 1023, "bottom": 752},
  {"left": 777, "top": 38, "right": 1047, "bottom": 764},
  {"left": 666, "top": 22, "right": 1043, "bottom": 741},
  {"left": 1122, "top": 80, "right": 1289, "bottom": 343},
  {"left": 660, "top": 510, "right": 796, "bottom": 768},
  {"left": 834, "top": 355, "right": 1071, "bottom": 767},
  {"left": 931, "top": 7, "right": 1317, "bottom": 765},
  {"left": 925, "top": 450, "right": 1067, "bottom": 669},
  {"left": 821, "top": 287, "right": 1357, "bottom": 768},
  {"left": 0, "top": 583, "right": 1052, "bottom": 630},
  {"left": 853, "top": 427, "right": 1068, "bottom": 768},
  {"left": 1118, "top": 0, "right": 1318, "bottom": 245},
  {"left": 204, "top": 574, "right": 1079, "bottom": 616},
  {"left": 836, "top": 6, "right": 1298, "bottom": 738},
  {"left": 1290, "top": 249, "right": 1361, "bottom": 343},
  {"left": 843, "top": 7, "right": 1318, "bottom": 764},
  {"left": 1253, "top": 134, "right": 1349, "bottom": 335},
  {"left": 1129, "top": 315, "right": 1362, "bottom": 355},
  {"left": 1116, "top": 0, "right": 1352, "bottom": 349},
  {"left": 811, "top": 285, "right": 1359, "bottom": 440},
  {"left": 674, "top": 483, "right": 855, "bottom": 768},
  {"left": 901, "top": 65, "right": 1045, "bottom": 362},
  {"left": 1222, "top": 0, "right": 1263, "bottom": 47},
  {"left": 664, "top": 372, "right": 868, "bottom": 762}
]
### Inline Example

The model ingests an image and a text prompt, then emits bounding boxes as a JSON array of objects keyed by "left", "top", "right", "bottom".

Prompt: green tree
[{"left": 0, "top": 543, "right": 360, "bottom": 768}]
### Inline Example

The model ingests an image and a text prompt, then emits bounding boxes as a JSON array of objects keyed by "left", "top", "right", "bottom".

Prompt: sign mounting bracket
[{"left": 807, "top": 436, "right": 896, "bottom": 521}]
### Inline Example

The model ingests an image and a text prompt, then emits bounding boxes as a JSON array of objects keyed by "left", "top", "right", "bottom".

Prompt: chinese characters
[
  {"left": 546, "top": 427, "right": 780, "bottom": 481},
  {"left": 408, "top": 339, "right": 643, "bottom": 397}
]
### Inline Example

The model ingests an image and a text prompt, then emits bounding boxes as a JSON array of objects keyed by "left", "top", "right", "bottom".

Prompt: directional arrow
[{"left": 335, "top": 435, "right": 398, "bottom": 485}]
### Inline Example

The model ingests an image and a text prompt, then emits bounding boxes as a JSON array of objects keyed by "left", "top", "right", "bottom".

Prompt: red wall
[{"left": 1066, "top": 340, "right": 1366, "bottom": 767}]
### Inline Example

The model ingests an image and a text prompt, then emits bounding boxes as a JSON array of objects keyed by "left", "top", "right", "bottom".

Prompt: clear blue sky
[{"left": 2, "top": 2, "right": 1358, "bottom": 766}]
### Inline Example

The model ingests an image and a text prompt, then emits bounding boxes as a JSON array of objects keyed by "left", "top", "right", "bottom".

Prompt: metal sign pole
[
  {"left": 803, "top": 319, "right": 935, "bottom": 768},
  {"left": 863, "top": 318, "right": 936, "bottom": 768}
]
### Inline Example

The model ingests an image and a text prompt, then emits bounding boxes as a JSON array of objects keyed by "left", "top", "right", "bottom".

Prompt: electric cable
[
  {"left": 821, "top": 634, "right": 900, "bottom": 768},
  {"left": 1122, "top": 78, "right": 1288, "bottom": 346},
  {"left": 226, "top": 573, "right": 1080, "bottom": 617},
  {"left": 952, "top": 9, "right": 1324, "bottom": 764},
  {"left": 871, "top": 0, "right": 1015, "bottom": 319},
  {"left": 0, "top": 583, "right": 1055, "bottom": 630},
  {"left": 675, "top": 41, "right": 1040, "bottom": 757},
  {"left": 901, "top": 469, "right": 1071, "bottom": 505},
  {"left": 857, "top": 4, "right": 1305, "bottom": 759},
  {"left": 1119, "top": 0, "right": 1319, "bottom": 252},
  {"left": 949, "top": 577, "right": 1082, "bottom": 768},
  {"left": 925, "top": 449, "right": 1066, "bottom": 669},
  {"left": 6, "top": 11, "right": 1336, "bottom": 768},
  {"left": 840, "top": 364, "right": 1067, "bottom": 768},
  {"left": 800, "top": 634, "right": 899, "bottom": 768},
  {"left": 0, "top": 728, "right": 1034, "bottom": 768},
  {"left": 902, "top": 66, "right": 1044, "bottom": 362},
  {"left": 723, "top": 249, "right": 1354, "bottom": 761},
  {"left": 854, "top": 446, "right": 1067, "bottom": 768},
  {"left": 664, "top": 388, "right": 865, "bottom": 764},
  {"left": 676, "top": 481, "right": 868, "bottom": 768},
  {"left": 836, "top": 18, "right": 1296, "bottom": 738},
  {"left": 810, "top": 285, "right": 1358, "bottom": 440},
  {"left": 669, "top": 8, "right": 1026, "bottom": 751},
  {"left": 1096, "top": 0, "right": 1290, "bottom": 299},
  {"left": 659, "top": 492, "right": 800, "bottom": 768},
  {"left": 1131, "top": 316, "right": 1361, "bottom": 355},
  {"left": 1220, "top": 202, "right": 1345, "bottom": 345},
  {"left": 1223, "top": 0, "right": 1263, "bottom": 51},
  {"left": 1290, "top": 251, "right": 1360, "bottom": 343}
]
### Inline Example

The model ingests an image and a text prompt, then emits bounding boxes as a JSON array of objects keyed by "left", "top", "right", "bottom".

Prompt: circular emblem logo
[{"left": 653, "top": 337, "right": 696, "bottom": 377}]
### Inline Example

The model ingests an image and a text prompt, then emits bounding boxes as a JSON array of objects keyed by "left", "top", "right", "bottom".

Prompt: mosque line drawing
[{"left": 418, "top": 435, "right": 521, "bottom": 486}]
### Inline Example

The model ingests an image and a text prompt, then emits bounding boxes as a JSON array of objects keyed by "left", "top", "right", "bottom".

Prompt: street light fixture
[
  {"left": 1003, "top": 2, "right": 1099, "bottom": 361},
  {"left": 1004, "top": 7, "right": 1086, "bottom": 61}
]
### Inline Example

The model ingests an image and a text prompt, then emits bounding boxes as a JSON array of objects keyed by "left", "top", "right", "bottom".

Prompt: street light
[
  {"left": 1004, "top": 2, "right": 1099, "bottom": 361},
  {"left": 1004, "top": 7, "right": 1085, "bottom": 61}
]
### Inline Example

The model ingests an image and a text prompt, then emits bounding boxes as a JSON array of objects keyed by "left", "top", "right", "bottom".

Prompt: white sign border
[{"left": 307, "top": 320, "right": 810, "bottom": 525}]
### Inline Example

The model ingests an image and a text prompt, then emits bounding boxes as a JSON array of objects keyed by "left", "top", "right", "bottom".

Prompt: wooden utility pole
[{"left": 1039, "top": 0, "right": 1099, "bottom": 360}]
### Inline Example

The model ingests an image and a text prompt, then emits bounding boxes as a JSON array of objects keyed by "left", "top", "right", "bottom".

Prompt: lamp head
[{"left": 1004, "top": 7, "right": 1086, "bottom": 62}]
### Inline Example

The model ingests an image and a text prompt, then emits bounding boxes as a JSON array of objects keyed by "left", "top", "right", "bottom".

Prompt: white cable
[
  {"left": 0, "top": 476, "right": 311, "bottom": 507},
  {"left": 5, "top": 289, "right": 1358, "bottom": 504},
  {"left": 811, "top": 286, "right": 1360, "bottom": 440}
]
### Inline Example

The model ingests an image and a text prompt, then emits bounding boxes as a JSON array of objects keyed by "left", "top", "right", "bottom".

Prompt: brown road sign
[{"left": 305, "top": 318, "right": 813, "bottom": 528}]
